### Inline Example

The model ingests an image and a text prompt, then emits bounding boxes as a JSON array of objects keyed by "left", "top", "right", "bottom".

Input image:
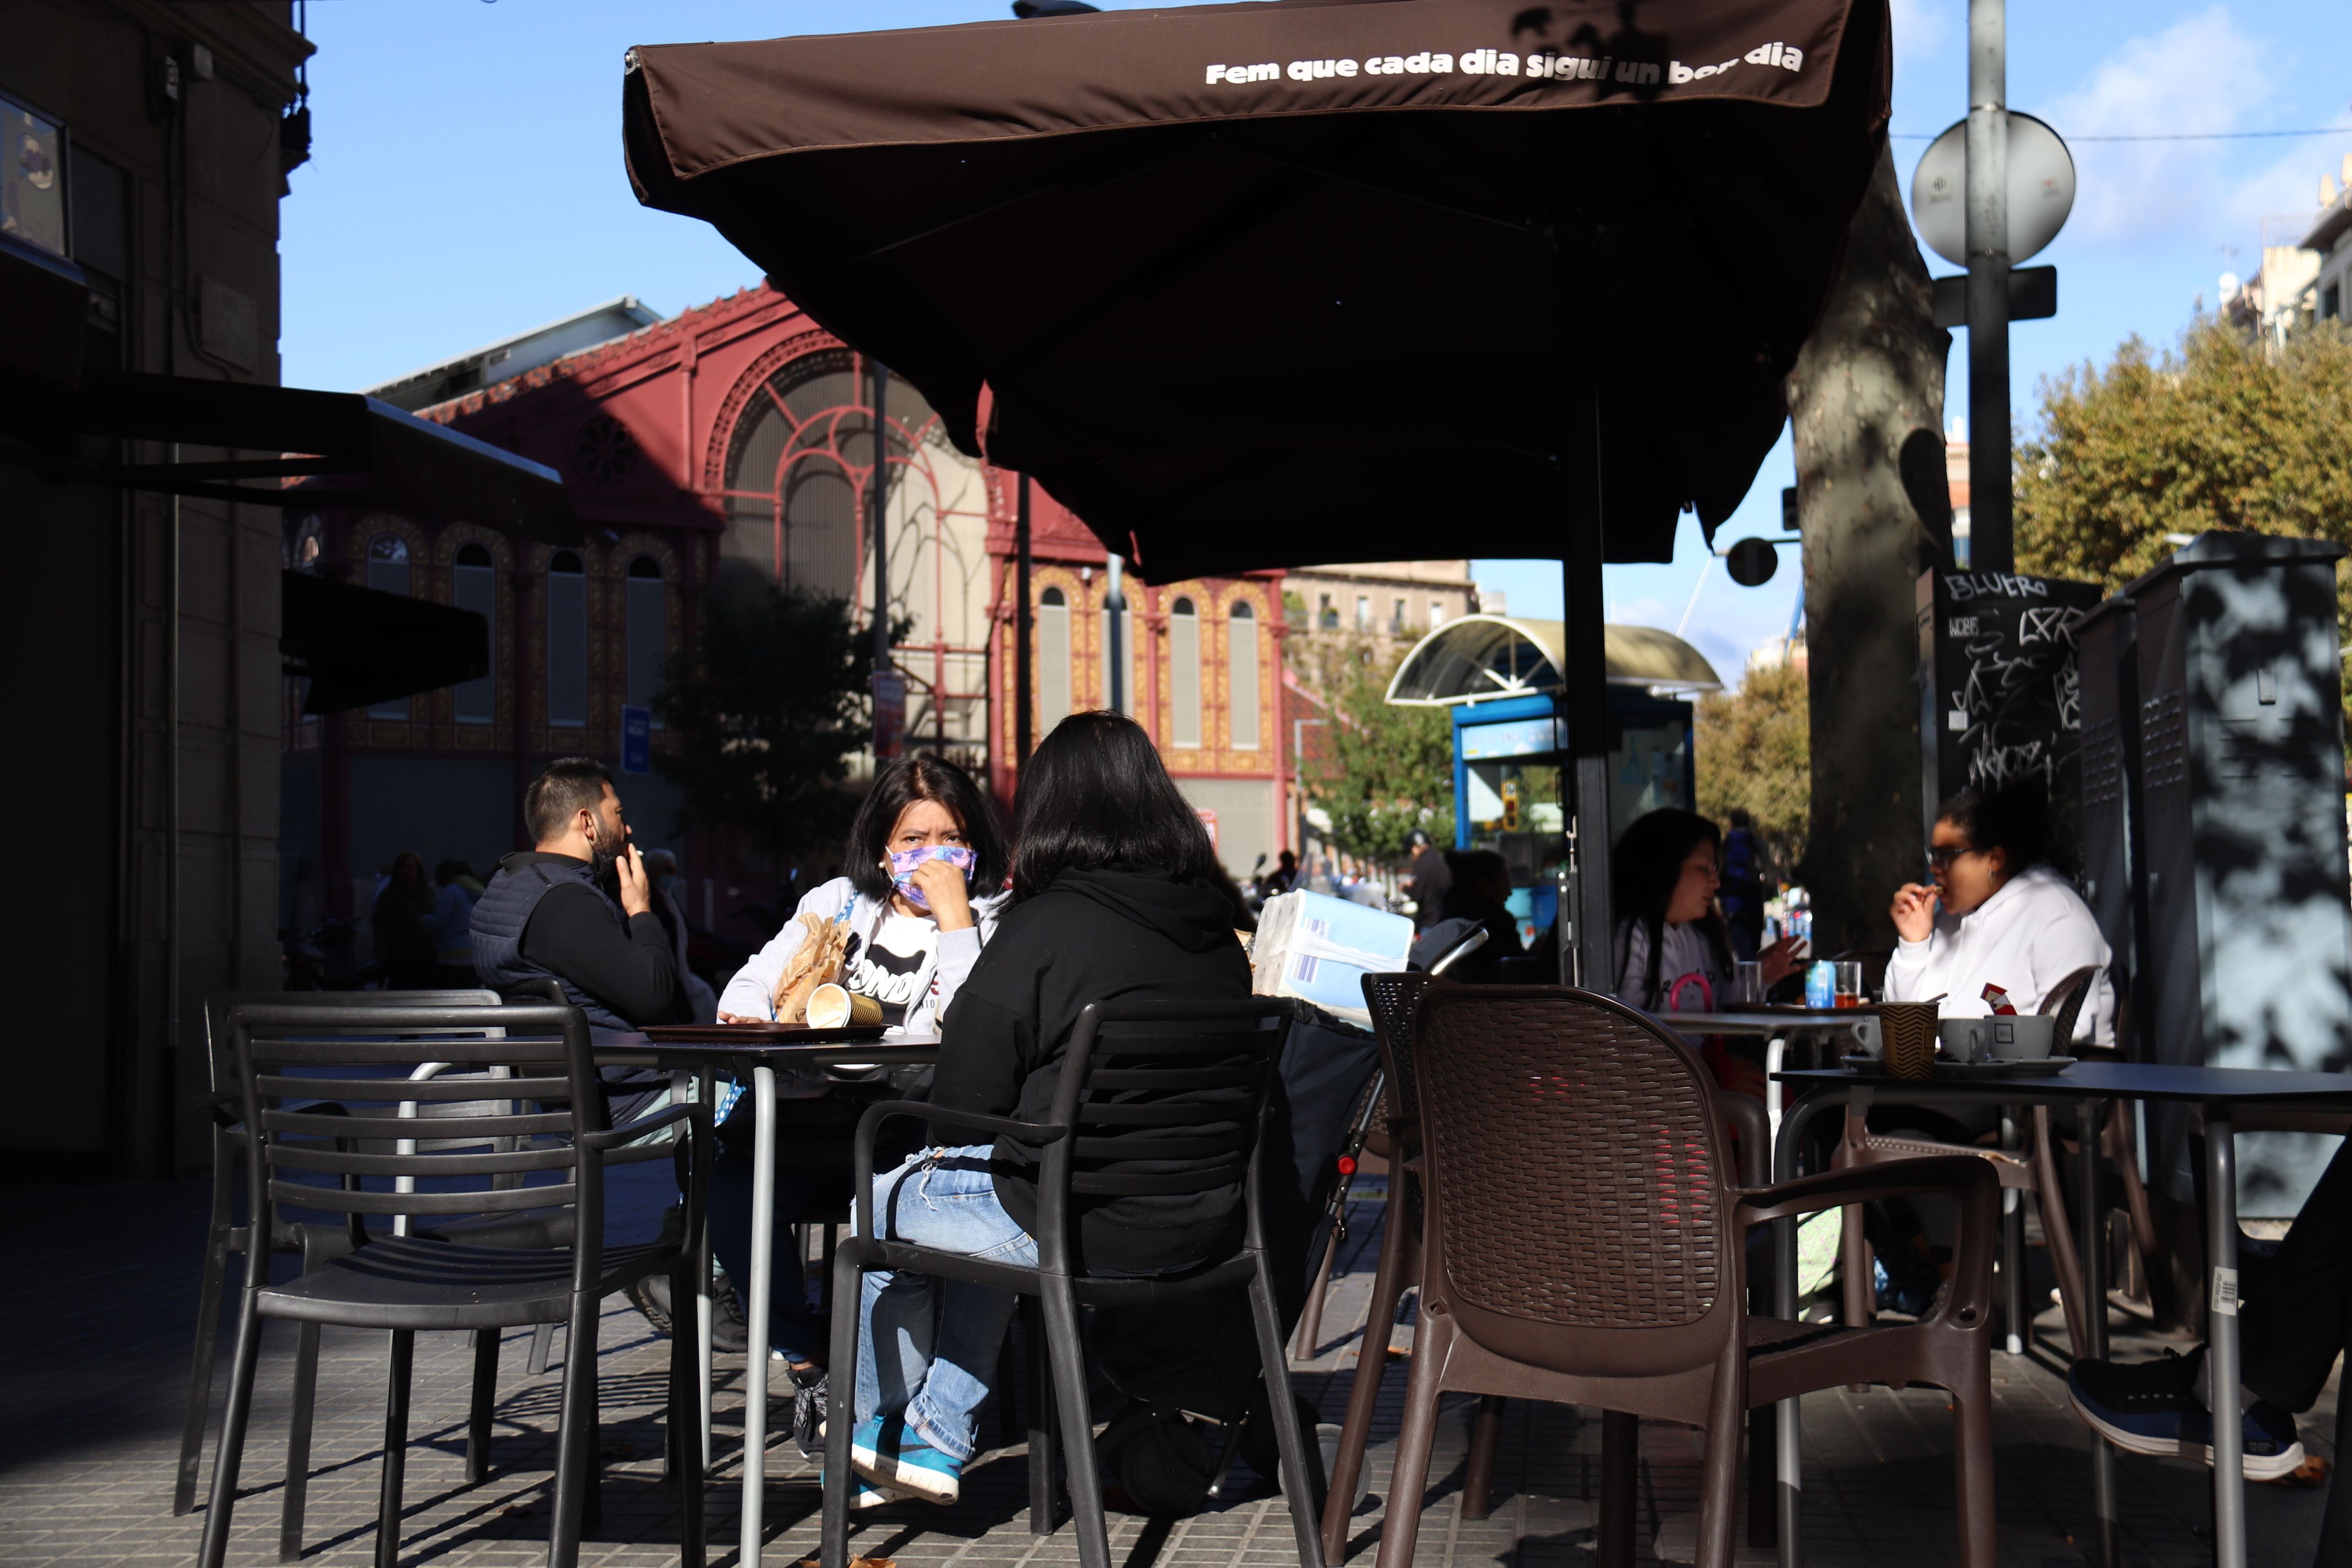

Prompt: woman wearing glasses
[{"left": 1887, "top": 781, "right": 2114, "bottom": 1046}]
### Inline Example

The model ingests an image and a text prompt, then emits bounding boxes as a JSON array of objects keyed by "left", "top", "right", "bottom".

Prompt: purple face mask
[{"left": 889, "top": 845, "right": 977, "bottom": 910}]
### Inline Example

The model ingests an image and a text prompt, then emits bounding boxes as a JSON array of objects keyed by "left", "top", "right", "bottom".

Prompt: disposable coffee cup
[
  {"left": 804, "top": 983, "right": 884, "bottom": 1030},
  {"left": 1879, "top": 1001, "right": 1939, "bottom": 1080},
  {"left": 1987, "top": 1014, "right": 2057, "bottom": 1061}
]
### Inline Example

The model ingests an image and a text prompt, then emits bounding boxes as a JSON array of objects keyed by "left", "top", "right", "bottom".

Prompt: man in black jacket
[{"left": 470, "top": 757, "right": 683, "bottom": 1030}]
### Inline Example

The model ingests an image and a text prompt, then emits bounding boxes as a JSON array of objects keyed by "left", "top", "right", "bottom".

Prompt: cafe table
[
  {"left": 595, "top": 1027, "right": 942, "bottom": 1568},
  {"left": 1771, "top": 1059, "right": 2352, "bottom": 1568},
  {"left": 1652, "top": 1006, "right": 1874, "bottom": 1139}
]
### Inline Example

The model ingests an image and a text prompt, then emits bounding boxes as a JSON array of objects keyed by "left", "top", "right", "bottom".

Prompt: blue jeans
[{"left": 854, "top": 1145, "right": 1035, "bottom": 1463}]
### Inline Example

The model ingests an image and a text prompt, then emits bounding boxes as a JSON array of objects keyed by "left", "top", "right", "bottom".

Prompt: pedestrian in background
[
  {"left": 427, "top": 859, "right": 480, "bottom": 988},
  {"left": 372, "top": 850, "right": 438, "bottom": 989},
  {"left": 1402, "top": 829, "right": 1451, "bottom": 928},
  {"left": 1720, "top": 808, "right": 1768, "bottom": 962}
]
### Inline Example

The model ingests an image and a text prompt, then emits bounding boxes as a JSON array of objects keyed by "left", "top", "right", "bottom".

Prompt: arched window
[
  {"left": 1229, "top": 600, "right": 1260, "bottom": 750},
  {"left": 1037, "top": 586, "right": 1071, "bottom": 732},
  {"left": 717, "top": 350, "right": 942, "bottom": 602},
  {"left": 452, "top": 542, "right": 496, "bottom": 723},
  {"left": 547, "top": 549, "right": 587, "bottom": 728},
  {"left": 367, "top": 536, "right": 411, "bottom": 718},
  {"left": 1169, "top": 596, "right": 1201, "bottom": 749},
  {"left": 626, "top": 555, "right": 666, "bottom": 720}
]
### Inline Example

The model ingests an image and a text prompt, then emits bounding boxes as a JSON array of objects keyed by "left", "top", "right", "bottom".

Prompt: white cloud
[{"left": 2035, "top": 7, "right": 2275, "bottom": 242}]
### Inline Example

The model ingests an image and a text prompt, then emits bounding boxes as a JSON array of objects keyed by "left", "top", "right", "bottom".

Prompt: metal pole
[
  {"left": 868, "top": 357, "right": 892, "bottom": 675},
  {"left": 1106, "top": 554, "right": 1127, "bottom": 714},
  {"left": 1015, "top": 475, "right": 1033, "bottom": 763},
  {"left": 1559, "top": 232, "right": 1612, "bottom": 992},
  {"left": 1964, "top": 0, "right": 2013, "bottom": 574},
  {"left": 2204, "top": 1109, "right": 2247, "bottom": 1568},
  {"left": 2078, "top": 1102, "right": 2118, "bottom": 1568}
]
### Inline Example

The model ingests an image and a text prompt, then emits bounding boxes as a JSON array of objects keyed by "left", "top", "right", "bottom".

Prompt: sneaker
[
  {"left": 850, "top": 1415, "right": 963, "bottom": 1504},
  {"left": 823, "top": 1469, "right": 910, "bottom": 1510},
  {"left": 625, "top": 1272, "right": 677, "bottom": 1338},
  {"left": 789, "top": 1365, "right": 829, "bottom": 1461},
  {"left": 2067, "top": 1348, "right": 2305, "bottom": 1480}
]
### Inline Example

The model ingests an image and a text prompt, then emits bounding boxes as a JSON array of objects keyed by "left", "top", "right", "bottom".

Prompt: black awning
[
  {"left": 7, "top": 368, "right": 580, "bottom": 546},
  {"left": 282, "top": 570, "right": 489, "bottom": 716}
]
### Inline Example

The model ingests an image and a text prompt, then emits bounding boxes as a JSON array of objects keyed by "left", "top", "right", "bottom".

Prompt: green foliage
[
  {"left": 654, "top": 585, "right": 869, "bottom": 861},
  {"left": 1695, "top": 659, "right": 1809, "bottom": 870},
  {"left": 1298, "top": 635, "right": 1455, "bottom": 860},
  {"left": 2017, "top": 321, "right": 2352, "bottom": 711}
]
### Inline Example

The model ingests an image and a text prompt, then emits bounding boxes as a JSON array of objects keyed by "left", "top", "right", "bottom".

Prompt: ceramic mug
[
  {"left": 1845, "top": 1016, "right": 1883, "bottom": 1058},
  {"left": 1988, "top": 1014, "right": 2059, "bottom": 1061},
  {"left": 1940, "top": 1018, "right": 1994, "bottom": 1064}
]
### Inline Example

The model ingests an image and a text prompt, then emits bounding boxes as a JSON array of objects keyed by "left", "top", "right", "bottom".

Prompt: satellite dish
[{"left": 1910, "top": 112, "right": 2076, "bottom": 269}]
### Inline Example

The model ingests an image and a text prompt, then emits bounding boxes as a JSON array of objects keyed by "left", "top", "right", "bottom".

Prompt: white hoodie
[
  {"left": 1882, "top": 865, "right": 2114, "bottom": 1046},
  {"left": 717, "top": 875, "right": 1007, "bottom": 1038}
]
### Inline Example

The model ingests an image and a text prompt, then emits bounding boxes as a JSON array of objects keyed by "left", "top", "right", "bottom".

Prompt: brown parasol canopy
[{"left": 623, "top": 0, "right": 1889, "bottom": 580}]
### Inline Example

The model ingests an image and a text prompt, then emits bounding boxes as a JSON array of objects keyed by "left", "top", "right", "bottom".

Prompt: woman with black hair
[
  {"left": 1888, "top": 780, "right": 2113, "bottom": 1043},
  {"left": 1611, "top": 809, "right": 1804, "bottom": 1011},
  {"left": 702, "top": 753, "right": 1010, "bottom": 1449},
  {"left": 845, "top": 711, "right": 1253, "bottom": 1507}
]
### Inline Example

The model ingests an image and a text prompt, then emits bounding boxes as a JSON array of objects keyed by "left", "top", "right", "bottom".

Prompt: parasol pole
[
  {"left": 1559, "top": 231, "right": 1614, "bottom": 999},
  {"left": 869, "top": 356, "right": 892, "bottom": 679},
  {"left": 1016, "top": 474, "right": 1033, "bottom": 762}
]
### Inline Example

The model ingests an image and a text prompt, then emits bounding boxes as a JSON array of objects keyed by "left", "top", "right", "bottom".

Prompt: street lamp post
[{"left": 1965, "top": 0, "right": 2013, "bottom": 574}]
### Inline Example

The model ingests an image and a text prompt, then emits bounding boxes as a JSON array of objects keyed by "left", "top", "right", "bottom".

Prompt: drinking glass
[
  {"left": 1833, "top": 959, "right": 1865, "bottom": 1009},
  {"left": 1729, "top": 960, "right": 1764, "bottom": 1005}
]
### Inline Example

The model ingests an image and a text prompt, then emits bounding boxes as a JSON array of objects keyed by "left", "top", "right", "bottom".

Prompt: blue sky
[{"left": 282, "top": 0, "right": 2352, "bottom": 684}]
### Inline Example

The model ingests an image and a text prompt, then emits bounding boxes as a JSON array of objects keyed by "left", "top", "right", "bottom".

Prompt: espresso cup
[
  {"left": 1845, "top": 1016, "right": 1883, "bottom": 1058},
  {"left": 1939, "top": 1018, "right": 1994, "bottom": 1064},
  {"left": 1988, "top": 1014, "right": 2057, "bottom": 1061}
]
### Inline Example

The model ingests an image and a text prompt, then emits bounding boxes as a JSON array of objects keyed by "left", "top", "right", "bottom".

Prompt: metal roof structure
[
  {"left": 361, "top": 295, "right": 665, "bottom": 412},
  {"left": 1385, "top": 613, "right": 1723, "bottom": 705}
]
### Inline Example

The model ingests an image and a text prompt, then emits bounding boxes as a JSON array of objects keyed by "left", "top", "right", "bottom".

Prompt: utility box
[
  {"left": 2075, "top": 596, "right": 2149, "bottom": 1045},
  {"left": 1915, "top": 569, "right": 2105, "bottom": 864},
  {"left": 2132, "top": 532, "right": 2352, "bottom": 1212}
]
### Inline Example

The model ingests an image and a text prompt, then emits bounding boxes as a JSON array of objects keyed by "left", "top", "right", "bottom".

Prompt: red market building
[{"left": 281, "top": 281, "right": 1292, "bottom": 957}]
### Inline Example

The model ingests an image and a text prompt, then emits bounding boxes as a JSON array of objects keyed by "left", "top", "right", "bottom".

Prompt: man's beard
[{"left": 586, "top": 818, "right": 622, "bottom": 881}]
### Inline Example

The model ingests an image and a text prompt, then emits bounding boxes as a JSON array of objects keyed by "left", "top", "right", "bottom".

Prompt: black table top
[
  {"left": 591, "top": 1031, "right": 941, "bottom": 1069},
  {"left": 1776, "top": 1060, "right": 2352, "bottom": 1105}
]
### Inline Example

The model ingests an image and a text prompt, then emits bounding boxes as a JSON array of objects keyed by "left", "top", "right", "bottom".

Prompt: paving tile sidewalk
[{"left": 0, "top": 1171, "right": 2336, "bottom": 1568}]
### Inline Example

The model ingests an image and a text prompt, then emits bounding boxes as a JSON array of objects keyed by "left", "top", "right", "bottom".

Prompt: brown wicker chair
[
  {"left": 1321, "top": 976, "right": 1776, "bottom": 1567},
  {"left": 1374, "top": 986, "right": 1999, "bottom": 1568},
  {"left": 1838, "top": 965, "right": 2098, "bottom": 1347}
]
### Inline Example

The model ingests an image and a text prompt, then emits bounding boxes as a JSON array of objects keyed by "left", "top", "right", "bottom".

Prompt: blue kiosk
[{"left": 1385, "top": 614, "right": 1721, "bottom": 945}]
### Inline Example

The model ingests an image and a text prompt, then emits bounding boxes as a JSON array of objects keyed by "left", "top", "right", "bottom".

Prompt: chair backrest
[
  {"left": 225, "top": 1000, "right": 606, "bottom": 1279},
  {"left": 1360, "top": 971, "right": 1433, "bottom": 1129},
  {"left": 1030, "top": 998, "right": 1292, "bottom": 1272},
  {"left": 2038, "top": 965, "right": 2098, "bottom": 1047},
  {"left": 1411, "top": 984, "right": 1739, "bottom": 1380},
  {"left": 200, "top": 989, "right": 504, "bottom": 1092}
]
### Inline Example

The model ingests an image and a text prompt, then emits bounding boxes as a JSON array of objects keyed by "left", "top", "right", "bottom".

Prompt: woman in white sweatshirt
[{"left": 1886, "top": 782, "right": 2114, "bottom": 1046}]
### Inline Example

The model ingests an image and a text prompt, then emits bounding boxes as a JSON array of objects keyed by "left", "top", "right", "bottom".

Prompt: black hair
[
  {"left": 1728, "top": 807, "right": 1754, "bottom": 829},
  {"left": 526, "top": 757, "right": 613, "bottom": 843},
  {"left": 434, "top": 859, "right": 473, "bottom": 884},
  {"left": 1440, "top": 849, "right": 1511, "bottom": 917},
  {"left": 1010, "top": 711, "right": 1221, "bottom": 902},
  {"left": 1610, "top": 808, "right": 1731, "bottom": 1008},
  {"left": 846, "top": 752, "right": 1009, "bottom": 901},
  {"left": 1936, "top": 780, "right": 2055, "bottom": 875}
]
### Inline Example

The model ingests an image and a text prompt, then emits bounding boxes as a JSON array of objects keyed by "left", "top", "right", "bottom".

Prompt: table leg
[
  {"left": 741, "top": 1065, "right": 777, "bottom": 1568},
  {"left": 1771, "top": 1089, "right": 1827, "bottom": 1568},
  {"left": 699, "top": 1066, "right": 716, "bottom": 1473},
  {"left": 1765, "top": 1034, "right": 1788, "bottom": 1144},
  {"left": 2204, "top": 1109, "right": 2245, "bottom": 1568},
  {"left": 2077, "top": 1102, "right": 2116, "bottom": 1568},
  {"left": 2001, "top": 1110, "right": 2025, "bottom": 1355}
]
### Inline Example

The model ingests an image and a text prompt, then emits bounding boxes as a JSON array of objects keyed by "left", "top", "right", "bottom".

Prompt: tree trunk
[{"left": 1789, "top": 145, "right": 1952, "bottom": 957}]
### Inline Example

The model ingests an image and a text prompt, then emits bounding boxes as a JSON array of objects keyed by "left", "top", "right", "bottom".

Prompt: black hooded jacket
[{"left": 928, "top": 864, "right": 1251, "bottom": 1274}]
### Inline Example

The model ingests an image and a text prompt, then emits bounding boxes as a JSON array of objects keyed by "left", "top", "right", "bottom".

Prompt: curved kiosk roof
[{"left": 1386, "top": 614, "right": 1722, "bottom": 706}]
